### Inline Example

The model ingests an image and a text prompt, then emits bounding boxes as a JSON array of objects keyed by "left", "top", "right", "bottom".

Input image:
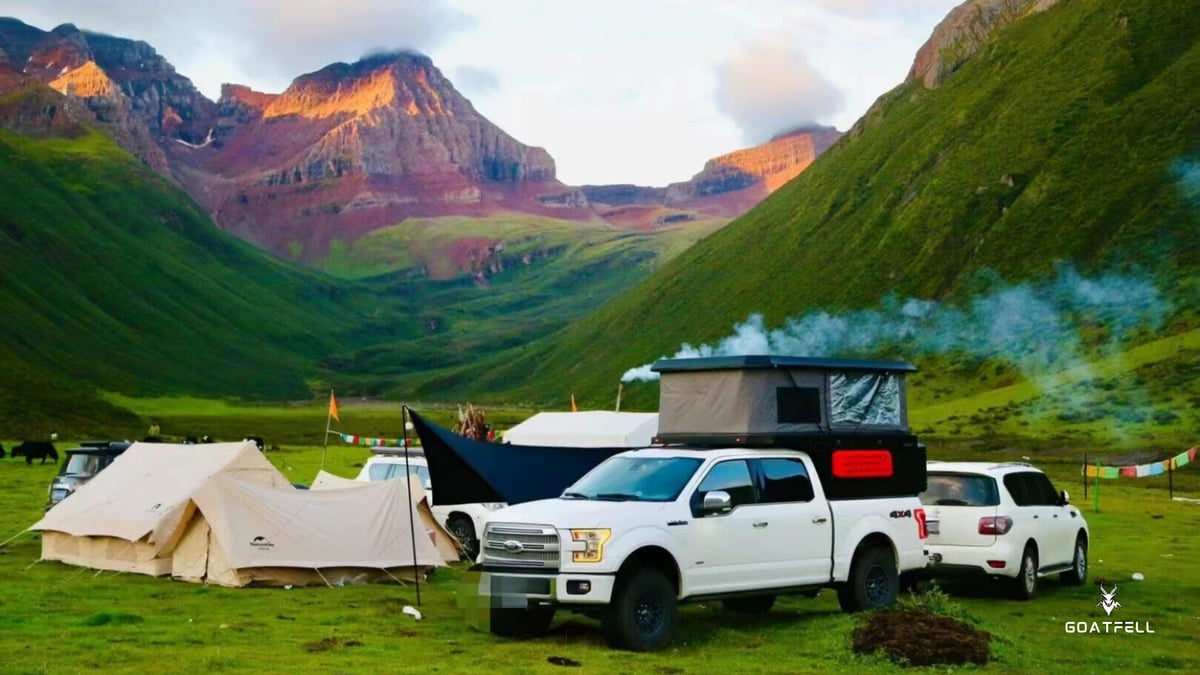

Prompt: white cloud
[{"left": 714, "top": 42, "right": 845, "bottom": 143}]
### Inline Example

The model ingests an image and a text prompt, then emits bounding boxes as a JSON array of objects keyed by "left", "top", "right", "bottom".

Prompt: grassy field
[{"left": 1, "top": 432, "right": 1198, "bottom": 674}]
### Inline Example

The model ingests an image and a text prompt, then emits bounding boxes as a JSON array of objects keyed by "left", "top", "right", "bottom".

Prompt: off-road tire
[
  {"left": 489, "top": 606, "right": 555, "bottom": 638},
  {"left": 837, "top": 546, "right": 898, "bottom": 612},
  {"left": 603, "top": 569, "right": 677, "bottom": 651},
  {"left": 722, "top": 594, "right": 777, "bottom": 614},
  {"left": 447, "top": 515, "right": 479, "bottom": 561},
  {"left": 1011, "top": 544, "right": 1038, "bottom": 600},
  {"left": 1060, "top": 535, "right": 1088, "bottom": 586}
]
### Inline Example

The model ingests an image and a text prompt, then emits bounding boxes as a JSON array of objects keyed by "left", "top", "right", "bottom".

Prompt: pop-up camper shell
[{"left": 651, "top": 355, "right": 924, "bottom": 499}]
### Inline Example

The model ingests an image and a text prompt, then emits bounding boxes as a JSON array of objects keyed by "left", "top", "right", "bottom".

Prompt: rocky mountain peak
[{"left": 908, "top": 0, "right": 1061, "bottom": 88}]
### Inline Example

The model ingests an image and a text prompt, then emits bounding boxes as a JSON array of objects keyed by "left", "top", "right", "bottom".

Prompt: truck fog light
[{"left": 566, "top": 580, "right": 591, "bottom": 595}]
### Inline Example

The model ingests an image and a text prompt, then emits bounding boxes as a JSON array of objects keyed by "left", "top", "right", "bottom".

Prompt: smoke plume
[{"left": 621, "top": 266, "right": 1169, "bottom": 382}]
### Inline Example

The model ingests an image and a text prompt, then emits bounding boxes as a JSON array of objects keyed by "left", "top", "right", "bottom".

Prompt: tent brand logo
[
  {"left": 250, "top": 536, "right": 274, "bottom": 549},
  {"left": 1064, "top": 583, "right": 1154, "bottom": 634},
  {"left": 502, "top": 540, "right": 524, "bottom": 554},
  {"left": 1097, "top": 583, "right": 1122, "bottom": 616}
]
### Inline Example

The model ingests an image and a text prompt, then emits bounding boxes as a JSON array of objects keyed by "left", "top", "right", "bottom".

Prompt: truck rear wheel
[
  {"left": 489, "top": 606, "right": 555, "bottom": 638},
  {"left": 722, "top": 594, "right": 776, "bottom": 614},
  {"left": 603, "top": 569, "right": 677, "bottom": 651},
  {"left": 837, "top": 546, "right": 897, "bottom": 612}
]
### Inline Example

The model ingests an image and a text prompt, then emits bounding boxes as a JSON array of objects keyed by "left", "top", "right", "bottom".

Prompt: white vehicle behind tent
[{"left": 500, "top": 411, "right": 659, "bottom": 447}]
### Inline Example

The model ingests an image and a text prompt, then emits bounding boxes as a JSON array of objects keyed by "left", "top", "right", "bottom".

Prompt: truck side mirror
[
  {"left": 702, "top": 490, "right": 732, "bottom": 515},
  {"left": 1059, "top": 490, "right": 1070, "bottom": 506}
]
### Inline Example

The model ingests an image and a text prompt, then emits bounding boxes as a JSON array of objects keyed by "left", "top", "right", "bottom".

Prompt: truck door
[
  {"left": 751, "top": 458, "right": 833, "bottom": 585},
  {"left": 679, "top": 459, "right": 769, "bottom": 595}
]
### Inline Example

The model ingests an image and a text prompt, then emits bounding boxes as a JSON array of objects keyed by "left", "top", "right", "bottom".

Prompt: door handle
[
  {"left": 753, "top": 521, "right": 769, "bottom": 528},
  {"left": 812, "top": 517, "right": 828, "bottom": 524}
]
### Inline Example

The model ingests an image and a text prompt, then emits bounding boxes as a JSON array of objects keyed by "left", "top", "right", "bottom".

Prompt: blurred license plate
[{"left": 926, "top": 520, "right": 940, "bottom": 535}]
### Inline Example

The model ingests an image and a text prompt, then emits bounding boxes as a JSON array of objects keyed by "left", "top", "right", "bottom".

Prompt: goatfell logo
[
  {"left": 249, "top": 535, "right": 275, "bottom": 549},
  {"left": 1064, "top": 582, "right": 1154, "bottom": 634},
  {"left": 1097, "top": 582, "right": 1122, "bottom": 616}
]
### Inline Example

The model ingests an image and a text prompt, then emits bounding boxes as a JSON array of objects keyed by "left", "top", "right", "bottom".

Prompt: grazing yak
[
  {"left": 12, "top": 441, "right": 58, "bottom": 464},
  {"left": 0, "top": 441, "right": 5, "bottom": 458}
]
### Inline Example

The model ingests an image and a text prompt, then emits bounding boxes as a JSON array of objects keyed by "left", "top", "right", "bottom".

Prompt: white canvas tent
[
  {"left": 501, "top": 411, "right": 659, "bottom": 447},
  {"left": 310, "top": 470, "right": 460, "bottom": 563},
  {"left": 169, "top": 474, "right": 446, "bottom": 587},
  {"left": 32, "top": 441, "right": 290, "bottom": 575},
  {"left": 31, "top": 441, "right": 447, "bottom": 586}
]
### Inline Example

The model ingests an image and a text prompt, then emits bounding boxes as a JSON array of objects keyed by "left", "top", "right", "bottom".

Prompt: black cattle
[
  {"left": 12, "top": 441, "right": 58, "bottom": 464},
  {"left": 0, "top": 441, "right": 6, "bottom": 458},
  {"left": 245, "top": 436, "right": 265, "bottom": 451}
]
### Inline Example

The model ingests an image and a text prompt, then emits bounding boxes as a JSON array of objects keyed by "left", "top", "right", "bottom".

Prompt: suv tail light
[
  {"left": 914, "top": 508, "right": 928, "bottom": 539},
  {"left": 978, "top": 516, "right": 1013, "bottom": 535}
]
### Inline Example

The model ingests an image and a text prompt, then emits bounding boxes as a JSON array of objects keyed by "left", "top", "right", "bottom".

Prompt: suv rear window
[{"left": 921, "top": 473, "right": 999, "bottom": 506}]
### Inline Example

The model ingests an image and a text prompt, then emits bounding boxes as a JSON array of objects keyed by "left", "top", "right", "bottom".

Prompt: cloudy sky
[{"left": 4, "top": 0, "right": 962, "bottom": 185}]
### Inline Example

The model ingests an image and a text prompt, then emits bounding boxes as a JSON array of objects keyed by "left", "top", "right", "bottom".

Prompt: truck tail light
[
  {"left": 914, "top": 508, "right": 928, "bottom": 539},
  {"left": 978, "top": 516, "right": 1013, "bottom": 535}
]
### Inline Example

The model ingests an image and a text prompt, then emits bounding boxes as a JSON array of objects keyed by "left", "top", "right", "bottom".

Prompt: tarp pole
[
  {"left": 615, "top": 382, "right": 623, "bottom": 413},
  {"left": 403, "top": 405, "right": 421, "bottom": 606},
  {"left": 1093, "top": 459, "right": 1101, "bottom": 513},
  {"left": 1169, "top": 462, "right": 1173, "bottom": 500}
]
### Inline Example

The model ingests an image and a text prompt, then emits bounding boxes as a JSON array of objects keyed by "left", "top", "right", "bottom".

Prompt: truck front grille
[{"left": 482, "top": 523, "right": 560, "bottom": 569}]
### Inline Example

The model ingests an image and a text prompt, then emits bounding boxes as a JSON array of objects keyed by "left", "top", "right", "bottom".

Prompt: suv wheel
[
  {"left": 604, "top": 569, "right": 677, "bottom": 651},
  {"left": 447, "top": 515, "right": 478, "bottom": 561},
  {"left": 722, "top": 594, "right": 776, "bottom": 614},
  {"left": 838, "top": 546, "right": 897, "bottom": 612},
  {"left": 1060, "top": 535, "right": 1088, "bottom": 586},
  {"left": 1011, "top": 544, "right": 1038, "bottom": 600},
  {"left": 490, "top": 606, "right": 555, "bottom": 638}
]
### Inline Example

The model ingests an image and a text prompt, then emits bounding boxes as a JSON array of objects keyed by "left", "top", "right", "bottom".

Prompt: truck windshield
[{"left": 564, "top": 456, "right": 703, "bottom": 502}]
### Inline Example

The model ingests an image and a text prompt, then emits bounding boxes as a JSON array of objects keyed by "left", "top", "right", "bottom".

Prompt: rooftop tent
[
  {"left": 168, "top": 475, "right": 446, "bottom": 587},
  {"left": 31, "top": 441, "right": 291, "bottom": 575},
  {"left": 408, "top": 409, "right": 626, "bottom": 505},
  {"left": 501, "top": 411, "right": 659, "bottom": 448},
  {"left": 309, "top": 470, "right": 460, "bottom": 563},
  {"left": 652, "top": 355, "right": 916, "bottom": 443}
]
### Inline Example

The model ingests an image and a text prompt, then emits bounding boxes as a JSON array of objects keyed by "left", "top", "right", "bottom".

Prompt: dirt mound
[{"left": 852, "top": 607, "right": 991, "bottom": 667}]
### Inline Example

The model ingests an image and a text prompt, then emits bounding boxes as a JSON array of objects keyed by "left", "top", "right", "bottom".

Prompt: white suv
[
  {"left": 355, "top": 452, "right": 505, "bottom": 558},
  {"left": 920, "top": 461, "right": 1088, "bottom": 599}
]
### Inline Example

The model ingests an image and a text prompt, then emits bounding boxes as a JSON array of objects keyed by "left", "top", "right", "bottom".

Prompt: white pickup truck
[{"left": 477, "top": 445, "right": 930, "bottom": 651}]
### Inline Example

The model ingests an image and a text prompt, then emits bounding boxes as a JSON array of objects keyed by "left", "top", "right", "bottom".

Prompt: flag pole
[
  {"left": 402, "top": 405, "right": 421, "bottom": 606},
  {"left": 615, "top": 382, "right": 623, "bottom": 412},
  {"left": 321, "top": 388, "right": 335, "bottom": 471}
]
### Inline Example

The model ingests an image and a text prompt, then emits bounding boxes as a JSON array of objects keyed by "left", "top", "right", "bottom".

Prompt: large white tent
[
  {"left": 501, "top": 411, "right": 659, "bottom": 447},
  {"left": 31, "top": 441, "right": 447, "bottom": 585},
  {"left": 32, "top": 441, "right": 290, "bottom": 575}
]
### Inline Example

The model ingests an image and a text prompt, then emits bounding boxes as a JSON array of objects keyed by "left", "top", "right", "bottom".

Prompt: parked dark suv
[{"left": 46, "top": 441, "right": 132, "bottom": 510}]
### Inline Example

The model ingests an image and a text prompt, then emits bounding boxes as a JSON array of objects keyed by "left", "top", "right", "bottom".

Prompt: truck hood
[{"left": 488, "top": 498, "right": 669, "bottom": 529}]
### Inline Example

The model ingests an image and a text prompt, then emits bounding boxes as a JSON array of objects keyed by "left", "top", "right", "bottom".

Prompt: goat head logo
[{"left": 1096, "top": 583, "right": 1121, "bottom": 616}]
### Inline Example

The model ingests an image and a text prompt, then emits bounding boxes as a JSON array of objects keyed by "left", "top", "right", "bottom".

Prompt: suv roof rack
[{"left": 989, "top": 461, "right": 1034, "bottom": 469}]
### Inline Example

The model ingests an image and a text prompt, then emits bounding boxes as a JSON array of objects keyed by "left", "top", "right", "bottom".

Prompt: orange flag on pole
[
  {"left": 329, "top": 390, "right": 340, "bottom": 422},
  {"left": 571, "top": 394, "right": 578, "bottom": 412}
]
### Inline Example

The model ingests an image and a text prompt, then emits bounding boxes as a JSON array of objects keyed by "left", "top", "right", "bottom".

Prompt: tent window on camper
[
  {"left": 829, "top": 372, "right": 902, "bottom": 426},
  {"left": 776, "top": 387, "right": 822, "bottom": 424}
]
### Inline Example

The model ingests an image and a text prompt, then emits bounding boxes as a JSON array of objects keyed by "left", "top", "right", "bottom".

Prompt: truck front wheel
[
  {"left": 489, "top": 606, "right": 555, "bottom": 638},
  {"left": 837, "top": 546, "right": 898, "bottom": 612},
  {"left": 604, "top": 569, "right": 677, "bottom": 651}
]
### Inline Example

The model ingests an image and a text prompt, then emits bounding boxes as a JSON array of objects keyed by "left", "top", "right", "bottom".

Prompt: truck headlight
[{"left": 569, "top": 528, "right": 611, "bottom": 563}]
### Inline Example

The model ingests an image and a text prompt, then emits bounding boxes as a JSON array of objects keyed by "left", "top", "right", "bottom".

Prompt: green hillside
[
  {"left": 0, "top": 123, "right": 413, "bottom": 436},
  {"left": 415, "top": 0, "right": 1200, "bottom": 442},
  {"left": 319, "top": 214, "right": 723, "bottom": 387}
]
